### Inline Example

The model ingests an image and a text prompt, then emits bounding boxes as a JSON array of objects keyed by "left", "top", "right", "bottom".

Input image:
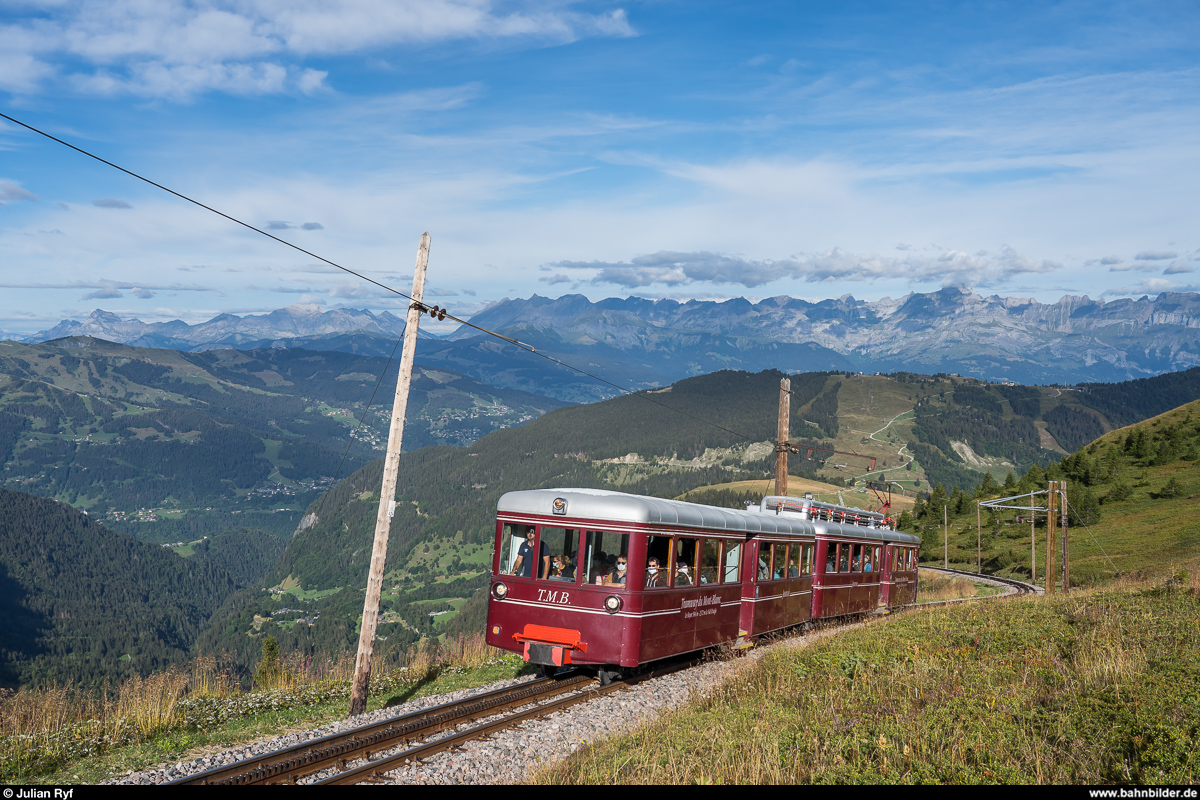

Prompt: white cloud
[
  {"left": 82, "top": 287, "right": 123, "bottom": 299},
  {"left": 1163, "top": 261, "right": 1195, "bottom": 275},
  {"left": 70, "top": 60, "right": 323, "bottom": 100},
  {"left": 1101, "top": 278, "right": 1199, "bottom": 297},
  {"left": 328, "top": 282, "right": 399, "bottom": 299},
  {"left": 3, "top": 1, "right": 635, "bottom": 99},
  {"left": 548, "top": 244, "right": 1059, "bottom": 290}
]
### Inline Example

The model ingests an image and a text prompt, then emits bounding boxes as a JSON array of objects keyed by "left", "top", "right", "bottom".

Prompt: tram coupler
[{"left": 513, "top": 624, "right": 587, "bottom": 666}]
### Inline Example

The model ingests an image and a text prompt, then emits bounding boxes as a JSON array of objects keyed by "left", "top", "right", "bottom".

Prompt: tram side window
[
  {"left": 826, "top": 543, "right": 838, "bottom": 573},
  {"left": 803, "top": 544, "right": 814, "bottom": 575},
  {"left": 539, "top": 527, "right": 579, "bottom": 582},
  {"left": 839, "top": 544, "right": 850, "bottom": 573},
  {"left": 503, "top": 524, "right": 547, "bottom": 578},
  {"left": 861, "top": 546, "right": 873, "bottom": 573},
  {"left": 700, "top": 539, "right": 720, "bottom": 584},
  {"left": 645, "top": 535, "right": 672, "bottom": 589},
  {"left": 723, "top": 542, "right": 742, "bottom": 583},
  {"left": 768, "top": 543, "right": 784, "bottom": 579},
  {"left": 674, "top": 537, "right": 699, "bottom": 586},
  {"left": 582, "top": 530, "right": 630, "bottom": 586}
]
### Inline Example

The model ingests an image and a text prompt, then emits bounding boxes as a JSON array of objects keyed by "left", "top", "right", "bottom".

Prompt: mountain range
[{"left": 22, "top": 289, "right": 1200, "bottom": 392}]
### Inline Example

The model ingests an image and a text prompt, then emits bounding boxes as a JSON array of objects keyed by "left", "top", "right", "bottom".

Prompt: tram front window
[
  {"left": 539, "top": 527, "right": 579, "bottom": 582},
  {"left": 502, "top": 524, "right": 547, "bottom": 578},
  {"left": 582, "top": 530, "right": 630, "bottom": 586}
]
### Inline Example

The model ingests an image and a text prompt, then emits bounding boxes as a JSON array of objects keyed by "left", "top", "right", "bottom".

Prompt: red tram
[{"left": 485, "top": 488, "right": 920, "bottom": 678}]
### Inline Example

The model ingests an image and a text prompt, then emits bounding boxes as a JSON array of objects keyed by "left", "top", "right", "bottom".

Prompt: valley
[
  {"left": 0, "top": 338, "right": 565, "bottom": 542},
  {"left": 2, "top": 334, "right": 1200, "bottom": 691}
]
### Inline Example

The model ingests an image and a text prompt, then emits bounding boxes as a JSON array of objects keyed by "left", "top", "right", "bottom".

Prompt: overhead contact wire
[{"left": 1, "top": 111, "right": 761, "bottom": 446}]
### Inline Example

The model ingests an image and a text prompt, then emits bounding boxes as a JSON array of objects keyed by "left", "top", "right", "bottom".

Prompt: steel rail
[
  {"left": 169, "top": 674, "right": 589, "bottom": 785},
  {"left": 312, "top": 660, "right": 695, "bottom": 785},
  {"left": 915, "top": 566, "right": 1040, "bottom": 602}
]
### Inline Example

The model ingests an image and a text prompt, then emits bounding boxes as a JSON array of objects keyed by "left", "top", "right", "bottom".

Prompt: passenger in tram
[
  {"left": 863, "top": 552, "right": 873, "bottom": 572},
  {"left": 551, "top": 554, "right": 575, "bottom": 581},
  {"left": 675, "top": 560, "right": 693, "bottom": 586},
  {"left": 604, "top": 557, "right": 628, "bottom": 586},
  {"left": 788, "top": 558, "right": 799, "bottom": 578},
  {"left": 646, "top": 557, "right": 667, "bottom": 588},
  {"left": 510, "top": 529, "right": 551, "bottom": 579}
]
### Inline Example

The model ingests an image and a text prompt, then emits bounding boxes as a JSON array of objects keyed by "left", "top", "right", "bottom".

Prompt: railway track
[
  {"left": 916, "top": 566, "right": 1041, "bottom": 602},
  {"left": 169, "top": 660, "right": 694, "bottom": 786},
  {"left": 167, "top": 571, "right": 1032, "bottom": 786}
]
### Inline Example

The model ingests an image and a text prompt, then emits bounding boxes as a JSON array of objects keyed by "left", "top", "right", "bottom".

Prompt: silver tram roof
[{"left": 497, "top": 488, "right": 920, "bottom": 545}]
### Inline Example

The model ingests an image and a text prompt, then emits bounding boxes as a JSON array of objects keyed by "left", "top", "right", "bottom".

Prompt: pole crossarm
[{"left": 978, "top": 489, "right": 1050, "bottom": 512}]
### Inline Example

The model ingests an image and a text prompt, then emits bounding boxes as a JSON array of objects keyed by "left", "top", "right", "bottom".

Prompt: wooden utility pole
[
  {"left": 1060, "top": 479, "right": 1069, "bottom": 593},
  {"left": 348, "top": 232, "right": 430, "bottom": 718},
  {"left": 775, "top": 377, "right": 791, "bottom": 497},
  {"left": 977, "top": 503, "right": 981, "bottom": 574},
  {"left": 1030, "top": 508, "right": 1036, "bottom": 584},
  {"left": 1046, "top": 480, "right": 1058, "bottom": 595}
]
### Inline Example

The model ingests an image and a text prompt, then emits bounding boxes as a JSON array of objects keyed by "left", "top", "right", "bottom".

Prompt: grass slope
[
  {"left": 537, "top": 576, "right": 1199, "bottom": 784},
  {"left": 909, "top": 399, "right": 1200, "bottom": 585}
]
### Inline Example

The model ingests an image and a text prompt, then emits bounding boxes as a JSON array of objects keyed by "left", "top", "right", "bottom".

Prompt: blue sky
[{"left": 1, "top": 0, "right": 1197, "bottom": 336}]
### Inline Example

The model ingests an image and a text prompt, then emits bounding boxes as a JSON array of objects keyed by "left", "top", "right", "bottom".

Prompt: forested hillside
[{"left": 0, "top": 489, "right": 240, "bottom": 689}]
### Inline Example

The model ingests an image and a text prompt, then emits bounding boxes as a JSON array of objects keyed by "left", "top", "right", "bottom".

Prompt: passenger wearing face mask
[
  {"left": 645, "top": 557, "right": 668, "bottom": 588},
  {"left": 605, "top": 557, "right": 628, "bottom": 586},
  {"left": 674, "top": 560, "right": 693, "bottom": 586}
]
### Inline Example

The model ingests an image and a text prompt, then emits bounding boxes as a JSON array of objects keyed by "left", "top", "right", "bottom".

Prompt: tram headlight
[
  {"left": 492, "top": 582, "right": 509, "bottom": 600},
  {"left": 603, "top": 595, "right": 622, "bottom": 614}
]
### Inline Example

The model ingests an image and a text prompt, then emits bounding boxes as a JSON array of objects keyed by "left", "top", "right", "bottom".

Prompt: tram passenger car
[{"left": 485, "top": 488, "right": 920, "bottom": 676}]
